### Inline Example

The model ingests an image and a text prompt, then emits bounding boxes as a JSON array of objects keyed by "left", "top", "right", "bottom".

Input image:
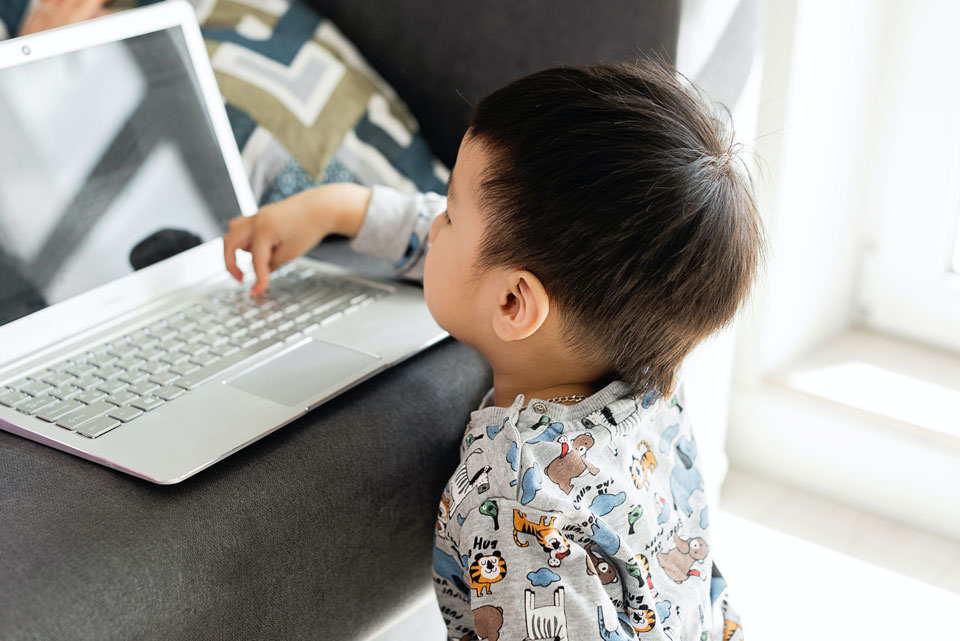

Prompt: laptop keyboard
[{"left": 0, "top": 264, "right": 385, "bottom": 439}]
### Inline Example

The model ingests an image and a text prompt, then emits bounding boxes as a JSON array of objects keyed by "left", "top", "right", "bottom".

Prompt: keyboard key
[
  {"left": 46, "top": 361, "right": 74, "bottom": 374},
  {"left": 157, "top": 338, "right": 186, "bottom": 352},
  {"left": 75, "top": 389, "right": 107, "bottom": 404},
  {"left": 209, "top": 344, "right": 239, "bottom": 358},
  {"left": 89, "top": 345, "right": 113, "bottom": 358},
  {"left": 106, "top": 390, "right": 139, "bottom": 405},
  {"left": 42, "top": 371, "right": 76, "bottom": 387},
  {"left": 131, "top": 396, "right": 164, "bottom": 412},
  {"left": 167, "top": 315, "right": 195, "bottom": 329},
  {"left": 36, "top": 399, "right": 84, "bottom": 422},
  {"left": 182, "top": 331, "right": 207, "bottom": 344},
  {"left": 131, "top": 335, "right": 160, "bottom": 350},
  {"left": 148, "top": 371, "right": 179, "bottom": 386},
  {"left": 169, "top": 362, "right": 199, "bottom": 376},
  {"left": 190, "top": 353, "right": 219, "bottom": 367},
  {"left": 127, "top": 381, "right": 159, "bottom": 395},
  {"left": 49, "top": 385, "right": 81, "bottom": 401},
  {"left": 310, "top": 294, "right": 349, "bottom": 317},
  {"left": 95, "top": 365, "right": 124, "bottom": 380},
  {"left": 120, "top": 370, "right": 150, "bottom": 385},
  {"left": 115, "top": 356, "right": 145, "bottom": 371},
  {"left": 108, "top": 405, "right": 143, "bottom": 423},
  {"left": 95, "top": 380, "right": 128, "bottom": 396},
  {"left": 198, "top": 320, "right": 221, "bottom": 333},
  {"left": 303, "top": 289, "right": 347, "bottom": 310},
  {"left": 18, "top": 395, "right": 58, "bottom": 415},
  {"left": 77, "top": 415, "right": 121, "bottom": 438},
  {"left": 72, "top": 375, "right": 102, "bottom": 390},
  {"left": 153, "top": 386, "right": 184, "bottom": 401},
  {"left": 66, "top": 363, "right": 98, "bottom": 378},
  {"left": 0, "top": 389, "right": 30, "bottom": 407},
  {"left": 160, "top": 351, "right": 191, "bottom": 366},
  {"left": 140, "top": 360, "right": 168, "bottom": 375},
  {"left": 109, "top": 343, "right": 139, "bottom": 358},
  {"left": 18, "top": 380, "right": 52, "bottom": 396},
  {"left": 152, "top": 327, "right": 179, "bottom": 341},
  {"left": 56, "top": 401, "right": 117, "bottom": 430},
  {"left": 86, "top": 352, "right": 119, "bottom": 368},
  {"left": 138, "top": 348, "right": 165, "bottom": 362},
  {"left": 182, "top": 342, "right": 210, "bottom": 357}
]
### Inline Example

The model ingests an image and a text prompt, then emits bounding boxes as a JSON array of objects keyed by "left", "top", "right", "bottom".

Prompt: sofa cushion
[
  {"left": 191, "top": 0, "right": 450, "bottom": 205},
  {"left": 302, "top": 0, "right": 681, "bottom": 166}
]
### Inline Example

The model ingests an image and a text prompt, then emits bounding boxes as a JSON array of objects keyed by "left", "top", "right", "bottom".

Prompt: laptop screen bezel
[{"left": 0, "top": 0, "right": 257, "bottom": 375}]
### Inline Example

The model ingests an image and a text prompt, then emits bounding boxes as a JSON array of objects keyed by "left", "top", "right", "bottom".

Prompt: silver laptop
[{"left": 0, "top": 1, "right": 447, "bottom": 484}]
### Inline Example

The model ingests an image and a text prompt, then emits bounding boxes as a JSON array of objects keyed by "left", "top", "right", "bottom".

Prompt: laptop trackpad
[{"left": 226, "top": 338, "right": 381, "bottom": 407}]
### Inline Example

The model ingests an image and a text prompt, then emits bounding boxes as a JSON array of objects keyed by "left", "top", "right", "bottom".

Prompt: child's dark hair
[{"left": 467, "top": 58, "right": 765, "bottom": 399}]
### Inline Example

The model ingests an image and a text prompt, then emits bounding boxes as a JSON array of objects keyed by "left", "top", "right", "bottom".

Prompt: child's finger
[
  {"left": 249, "top": 234, "right": 277, "bottom": 296},
  {"left": 64, "top": 0, "right": 110, "bottom": 22},
  {"left": 222, "top": 223, "right": 250, "bottom": 282},
  {"left": 66, "top": 0, "right": 111, "bottom": 10},
  {"left": 223, "top": 241, "right": 245, "bottom": 282}
]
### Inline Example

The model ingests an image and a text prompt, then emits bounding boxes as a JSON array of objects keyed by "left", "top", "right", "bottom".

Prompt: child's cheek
[{"left": 422, "top": 248, "right": 442, "bottom": 324}]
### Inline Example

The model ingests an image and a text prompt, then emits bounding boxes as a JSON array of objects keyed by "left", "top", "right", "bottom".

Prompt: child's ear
[{"left": 492, "top": 270, "right": 550, "bottom": 342}]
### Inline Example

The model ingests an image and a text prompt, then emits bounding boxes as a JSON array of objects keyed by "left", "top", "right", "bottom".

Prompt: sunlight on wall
[{"left": 781, "top": 361, "right": 960, "bottom": 440}]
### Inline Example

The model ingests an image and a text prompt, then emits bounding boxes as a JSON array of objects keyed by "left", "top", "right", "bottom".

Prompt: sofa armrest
[{"left": 0, "top": 241, "right": 492, "bottom": 640}]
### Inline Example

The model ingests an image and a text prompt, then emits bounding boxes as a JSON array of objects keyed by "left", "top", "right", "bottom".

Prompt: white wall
[
  {"left": 675, "top": 0, "right": 762, "bottom": 508},
  {"left": 725, "top": 0, "right": 960, "bottom": 540}
]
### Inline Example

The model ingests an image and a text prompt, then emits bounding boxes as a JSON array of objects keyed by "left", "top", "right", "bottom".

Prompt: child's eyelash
[{"left": 441, "top": 211, "right": 451, "bottom": 224}]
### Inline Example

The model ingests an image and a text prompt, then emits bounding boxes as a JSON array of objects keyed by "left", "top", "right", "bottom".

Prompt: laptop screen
[{"left": 0, "top": 26, "right": 241, "bottom": 328}]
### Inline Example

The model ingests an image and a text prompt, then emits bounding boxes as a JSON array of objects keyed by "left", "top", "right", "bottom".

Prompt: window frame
[{"left": 854, "top": 2, "right": 960, "bottom": 354}]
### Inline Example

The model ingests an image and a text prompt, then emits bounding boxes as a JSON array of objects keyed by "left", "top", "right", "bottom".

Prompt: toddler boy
[{"left": 224, "top": 59, "right": 762, "bottom": 641}]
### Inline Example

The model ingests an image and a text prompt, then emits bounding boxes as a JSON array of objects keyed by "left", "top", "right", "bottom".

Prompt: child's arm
[{"left": 222, "top": 183, "right": 445, "bottom": 295}]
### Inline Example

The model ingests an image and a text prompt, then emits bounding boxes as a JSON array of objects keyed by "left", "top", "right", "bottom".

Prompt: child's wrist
[{"left": 319, "top": 183, "right": 372, "bottom": 238}]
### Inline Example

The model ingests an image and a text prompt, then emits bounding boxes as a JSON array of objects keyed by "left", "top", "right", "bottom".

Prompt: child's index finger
[
  {"left": 249, "top": 272, "right": 270, "bottom": 297},
  {"left": 249, "top": 234, "right": 275, "bottom": 296}
]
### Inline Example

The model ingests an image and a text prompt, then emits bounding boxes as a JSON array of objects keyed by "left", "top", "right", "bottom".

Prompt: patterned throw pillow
[{"left": 0, "top": 0, "right": 449, "bottom": 206}]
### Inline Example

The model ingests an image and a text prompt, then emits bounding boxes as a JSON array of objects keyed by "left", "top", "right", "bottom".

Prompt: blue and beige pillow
[{"left": 0, "top": 0, "right": 449, "bottom": 206}]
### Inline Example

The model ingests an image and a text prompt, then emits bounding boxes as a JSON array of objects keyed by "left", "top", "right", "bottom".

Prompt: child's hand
[
  {"left": 223, "top": 183, "right": 372, "bottom": 296},
  {"left": 18, "top": 0, "right": 112, "bottom": 36}
]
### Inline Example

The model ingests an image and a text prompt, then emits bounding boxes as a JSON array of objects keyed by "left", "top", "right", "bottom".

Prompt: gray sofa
[{"left": 0, "top": 2, "right": 679, "bottom": 639}]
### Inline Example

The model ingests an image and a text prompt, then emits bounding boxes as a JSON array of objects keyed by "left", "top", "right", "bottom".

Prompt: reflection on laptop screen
[{"left": 0, "top": 27, "right": 240, "bottom": 328}]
